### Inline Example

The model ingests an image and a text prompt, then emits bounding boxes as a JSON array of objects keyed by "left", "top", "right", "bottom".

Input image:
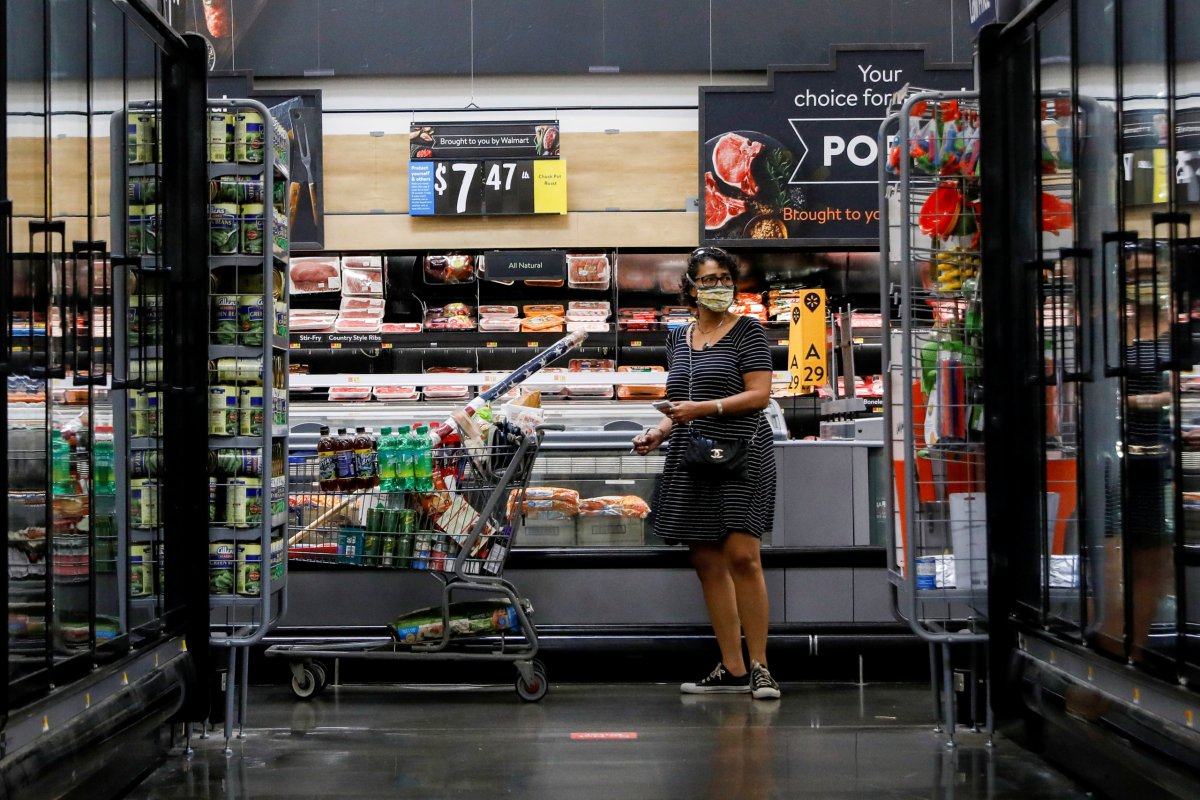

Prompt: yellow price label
[
  {"left": 786, "top": 289, "right": 826, "bottom": 395},
  {"left": 533, "top": 159, "right": 568, "bottom": 214}
]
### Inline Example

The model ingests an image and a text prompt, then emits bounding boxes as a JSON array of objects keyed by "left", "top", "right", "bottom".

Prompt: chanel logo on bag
[{"left": 710, "top": 447, "right": 724, "bottom": 459}]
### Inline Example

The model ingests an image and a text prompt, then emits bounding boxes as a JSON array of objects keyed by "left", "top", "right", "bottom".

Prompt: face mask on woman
[{"left": 694, "top": 286, "right": 734, "bottom": 313}]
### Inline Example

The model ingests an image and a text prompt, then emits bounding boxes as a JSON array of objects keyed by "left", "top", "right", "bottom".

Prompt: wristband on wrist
[{"left": 715, "top": 399, "right": 724, "bottom": 416}]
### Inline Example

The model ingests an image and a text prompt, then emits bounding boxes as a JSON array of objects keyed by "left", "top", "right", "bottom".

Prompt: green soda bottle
[
  {"left": 396, "top": 425, "right": 415, "bottom": 492},
  {"left": 413, "top": 424, "right": 434, "bottom": 492}
]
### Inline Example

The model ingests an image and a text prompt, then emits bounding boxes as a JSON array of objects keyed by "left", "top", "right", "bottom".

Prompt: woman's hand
[
  {"left": 632, "top": 427, "right": 665, "bottom": 455},
  {"left": 664, "top": 400, "right": 711, "bottom": 425}
]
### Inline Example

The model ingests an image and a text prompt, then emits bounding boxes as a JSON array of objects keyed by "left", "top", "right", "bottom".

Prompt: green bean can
[
  {"left": 234, "top": 110, "right": 265, "bottom": 164},
  {"left": 142, "top": 204, "right": 160, "bottom": 255},
  {"left": 209, "top": 203, "right": 239, "bottom": 255},
  {"left": 209, "top": 386, "right": 239, "bottom": 436},
  {"left": 144, "top": 393, "right": 161, "bottom": 437},
  {"left": 208, "top": 111, "right": 233, "bottom": 163},
  {"left": 210, "top": 541, "right": 235, "bottom": 594},
  {"left": 244, "top": 477, "right": 264, "bottom": 528},
  {"left": 240, "top": 204, "right": 264, "bottom": 256},
  {"left": 238, "top": 177, "right": 264, "bottom": 204},
  {"left": 237, "top": 542, "right": 263, "bottom": 596},
  {"left": 213, "top": 294, "right": 239, "bottom": 344},
  {"left": 130, "top": 544, "right": 152, "bottom": 596},
  {"left": 225, "top": 478, "right": 247, "bottom": 527},
  {"left": 209, "top": 177, "right": 239, "bottom": 204},
  {"left": 238, "top": 294, "right": 265, "bottom": 346},
  {"left": 127, "top": 206, "right": 144, "bottom": 256},
  {"left": 209, "top": 476, "right": 217, "bottom": 523},
  {"left": 272, "top": 212, "right": 288, "bottom": 253},
  {"left": 239, "top": 385, "right": 264, "bottom": 436},
  {"left": 129, "top": 478, "right": 145, "bottom": 528}
]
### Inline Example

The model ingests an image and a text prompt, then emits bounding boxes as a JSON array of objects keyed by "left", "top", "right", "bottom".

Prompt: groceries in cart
[
  {"left": 389, "top": 598, "right": 533, "bottom": 644},
  {"left": 288, "top": 392, "right": 546, "bottom": 575}
]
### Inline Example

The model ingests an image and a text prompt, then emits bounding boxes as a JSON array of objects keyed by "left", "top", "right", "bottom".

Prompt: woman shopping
[{"left": 632, "top": 246, "right": 780, "bottom": 700}]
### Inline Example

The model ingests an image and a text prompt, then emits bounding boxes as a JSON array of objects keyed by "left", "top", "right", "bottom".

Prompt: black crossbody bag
[{"left": 679, "top": 324, "right": 758, "bottom": 480}]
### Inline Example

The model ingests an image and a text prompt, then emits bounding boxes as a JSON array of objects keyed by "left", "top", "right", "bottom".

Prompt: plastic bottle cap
[
  {"left": 381, "top": 427, "right": 391, "bottom": 435},
  {"left": 96, "top": 425, "right": 113, "bottom": 434},
  {"left": 320, "top": 425, "right": 330, "bottom": 435}
]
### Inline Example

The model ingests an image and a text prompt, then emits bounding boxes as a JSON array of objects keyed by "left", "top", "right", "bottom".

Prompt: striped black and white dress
[{"left": 653, "top": 316, "right": 776, "bottom": 543}]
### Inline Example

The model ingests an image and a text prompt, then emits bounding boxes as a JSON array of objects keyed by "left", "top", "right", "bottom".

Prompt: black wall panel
[
  {"left": 472, "top": 0, "right": 605, "bottom": 74},
  {"left": 170, "top": 0, "right": 972, "bottom": 78},
  {"left": 320, "top": 0, "right": 472, "bottom": 76}
]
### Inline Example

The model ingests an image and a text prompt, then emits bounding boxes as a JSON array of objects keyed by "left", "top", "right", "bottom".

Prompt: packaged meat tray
[
  {"left": 479, "top": 317, "right": 522, "bottom": 332},
  {"left": 570, "top": 359, "right": 614, "bottom": 371},
  {"left": 289, "top": 257, "right": 341, "bottom": 294},
  {"left": 658, "top": 264, "right": 687, "bottom": 294},
  {"left": 424, "top": 367, "right": 471, "bottom": 400},
  {"left": 578, "top": 496, "right": 651, "bottom": 518},
  {"left": 618, "top": 308, "right": 658, "bottom": 330},
  {"left": 340, "top": 297, "right": 385, "bottom": 313},
  {"left": 521, "top": 315, "right": 564, "bottom": 333},
  {"left": 567, "top": 254, "right": 611, "bottom": 289},
  {"left": 341, "top": 255, "right": 382, "bottom": 270},
  {"left": 524, "top": 368, "right": 569, "bottom": 399},
  {"left": 478, "top": 305, "right": 518, "bottom": 318},
  {"left": 425, "top": 304, "right": 475, "bottom": 330},
  {"left": 424, "top": 254, "right": 475, "bottom": 284},
  {"left": 566, "top": 321, "right": 610, "bottom": 333},
  {"left": 341, "top": 264, "right": 384, "bottom": 296},
  {"left": 380, "top": 322, "right": 423, "bottom": 334},
  {"left": 523, "top": 304, "right": 564, "bottom": 317},
  {"left": 524, "top": 279, "right": 565, "bottom": 287},
  {"left": 333, "top": 316, "right": 382, "bottom": 333},
  {"left": 328, "top": 386, "right": 371, "bottom": 402},
  {"left": 568, "top": 300, "right": 611, "bottom": 317},
  {"left": 373, "top": 386, "right": 420, "bottom": 402},
  {"left": 569, "top": 358, "right": 615, "bottom": 398},
  {"left": 289, "top": 310, "right": 337, "bottom": 332},
  {"left": 731, "top": 292, "right": 767, "bottom": 322},
  {"left": 616, "top": 365, "right": 666, "bottom": 400}
]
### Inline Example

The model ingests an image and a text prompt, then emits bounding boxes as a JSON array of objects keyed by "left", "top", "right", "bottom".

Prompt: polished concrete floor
[{"left": 126, "top": 683, "right": 1094, "bottom": 799}]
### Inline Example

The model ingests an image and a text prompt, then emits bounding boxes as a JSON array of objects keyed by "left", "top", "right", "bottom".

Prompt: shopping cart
[{"left": 265, "top": 423, "right": 560, "bottom": 701}]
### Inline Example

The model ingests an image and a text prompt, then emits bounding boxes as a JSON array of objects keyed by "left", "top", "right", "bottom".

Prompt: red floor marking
[{"left": 570, "top": 732, "right": 639, "bottom": 741}]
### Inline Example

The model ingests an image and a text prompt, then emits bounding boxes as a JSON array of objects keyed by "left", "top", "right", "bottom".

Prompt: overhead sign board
[
  {"left": 699, "top": 47, "right": 971, "bottom": 248},
  {"left": 409, "top": 121, "right": 566, "bottom": 216}
]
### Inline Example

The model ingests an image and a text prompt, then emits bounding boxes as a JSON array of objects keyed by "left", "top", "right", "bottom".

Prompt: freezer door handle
[
  {"left": 1153, "top": 213, "right": 1194, "bottom": 371},
  {"left": 27, "top": 218, "right": 67, "bottom": 379},
  {"left": 1100, "top": 231, "right": 1137, "bottom": 378},
  {"left": 70, "top": 239, "right": 111, "bottom": 386},
  {"left": 1026, "top": 259, "right": 1054, "bottom": 386},
  {"left": 1059, "top": 247, "right": 1092, "bottom": 383},
  {"left": 0, "top": 199, "right": 12, "bottom": 374}
]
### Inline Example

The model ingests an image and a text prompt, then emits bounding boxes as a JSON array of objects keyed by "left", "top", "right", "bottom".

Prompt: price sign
[
  {"left": 786, "top": 289, "right": 827, "bottom": 393},
  {"left": 410, "top": 158, "right": 564, "bottom": 216}
]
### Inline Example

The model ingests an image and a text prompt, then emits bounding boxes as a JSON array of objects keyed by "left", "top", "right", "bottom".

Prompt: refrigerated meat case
[
  {"left": 3, "top": 4, "right": 213, "bottom": 795},
  {"left": 980, "top": 0, "right": 1200, "bottom": 794}
]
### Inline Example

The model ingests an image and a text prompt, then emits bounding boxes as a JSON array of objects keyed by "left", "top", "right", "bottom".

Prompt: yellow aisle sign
[
  {"left": 533, "top": 159, "right": 568, "bottom": 214},
  {"left": 787, "top": 289, "right": 826, "bottom": 394}
]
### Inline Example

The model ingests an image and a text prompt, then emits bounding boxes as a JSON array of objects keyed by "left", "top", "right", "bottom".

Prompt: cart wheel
[
  {"left": 291, "top": 666, "right": 320, "bottom": 700},
  {"left": 308, "top": 661, "right": 328, "bottom": 693},
  {"left": 516, "top": 663, "right": 548, "bottom": 702}
]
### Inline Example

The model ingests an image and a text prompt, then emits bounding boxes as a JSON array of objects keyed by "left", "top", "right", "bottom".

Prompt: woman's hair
[{"left": 679, "top": 246, "right": 739, "bottom": 308}]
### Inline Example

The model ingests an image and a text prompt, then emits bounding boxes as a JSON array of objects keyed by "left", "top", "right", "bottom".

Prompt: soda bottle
[
  {"left": 317, "top": 425, "right": 338, "bottom": 491},
  {"left": 368, "top": 428, "right": 381, "bottom": 488},
  {"left": 378, "top": 426, "right": 395, "bottom": 490},
  {"left": 52, "top": 430, "right": 73, "bottom": 495},
  {"left": 334, "top": 427, "right": 355, "bottom": 491},
  {"left": 353, "top": 426, "right": 373, "bottom": 490},
  {"left": 94, "top": 425, "right": 116, "bottom": 495},
  {"left": 396, "top": 424, "right": 415, "bottom": 491},
  {"left": 413, "top": 424, "right": 434, "bottom": 492}
]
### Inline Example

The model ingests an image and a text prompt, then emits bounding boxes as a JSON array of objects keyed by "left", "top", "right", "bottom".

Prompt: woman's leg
[
  {"left": 723, "top": 533, "right": 769, "bottom": 666},
  {"left": 691, "top": 542, "right": 747, "bottom": 674}
]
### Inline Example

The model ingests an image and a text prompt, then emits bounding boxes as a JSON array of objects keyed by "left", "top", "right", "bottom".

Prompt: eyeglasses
[{"left": 689, "top": 274, "right": 735, "bottom": 288}]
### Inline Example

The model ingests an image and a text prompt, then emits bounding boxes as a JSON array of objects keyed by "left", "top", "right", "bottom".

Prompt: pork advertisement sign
[{"left": 699, "top": 47, "right": 971, "bottom": 248}]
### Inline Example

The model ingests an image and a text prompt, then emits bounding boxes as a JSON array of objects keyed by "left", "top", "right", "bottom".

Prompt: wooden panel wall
[{"left": 9, "top": 129, "right": 702, "bottom": 250}]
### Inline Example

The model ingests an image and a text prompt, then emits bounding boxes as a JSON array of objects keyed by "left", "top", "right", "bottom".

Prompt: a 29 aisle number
[{"left": 789, "top": 365, "right": 825, "bottom": 390}]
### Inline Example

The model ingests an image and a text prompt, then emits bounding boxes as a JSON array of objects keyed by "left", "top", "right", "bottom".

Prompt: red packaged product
[
  {"left": 380, "top": 323, "right": 423, "bottom": 334},
  {"left": 373, "top": 386, "right": 420, "bottom": 401},
  {"left": 290, "top": 258, "right": 341, "bottom": 294},
  {"left": 567, "top": 254, "right": 611, "bottom": 289},
  {"left": 328, "top": 386, "right": 371, "bottom": 402}
]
